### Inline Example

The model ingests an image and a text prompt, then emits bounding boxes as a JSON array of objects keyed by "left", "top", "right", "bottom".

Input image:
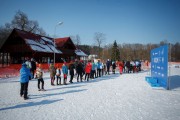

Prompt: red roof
[
  {"left": 55, "top": 37, "right": 76, "bottom": 49},
  {"left": 55, "top": 37, "right": 70, "bottom": 47}
]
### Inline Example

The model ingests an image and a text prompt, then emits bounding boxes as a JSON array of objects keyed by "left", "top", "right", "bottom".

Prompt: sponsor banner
[{"left": 151, "top": 45, "right": 168, "bottom": 88}]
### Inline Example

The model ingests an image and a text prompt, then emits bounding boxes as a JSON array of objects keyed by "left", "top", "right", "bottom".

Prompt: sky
[{"left": 0, "top": 0, "right": 180, "bottom": 45}]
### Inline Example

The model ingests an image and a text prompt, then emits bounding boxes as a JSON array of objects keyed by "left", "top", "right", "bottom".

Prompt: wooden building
[{"left": 0, "top": 28, "right": 87, "bottom": 67}]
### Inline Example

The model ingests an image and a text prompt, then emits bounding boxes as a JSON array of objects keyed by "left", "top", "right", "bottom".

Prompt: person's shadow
[
  {"left": 0, "top": 99, "right": 63, "bottom": 111},
  {"left": 29, "top": 89, "right": 87, "bottom": 99}
]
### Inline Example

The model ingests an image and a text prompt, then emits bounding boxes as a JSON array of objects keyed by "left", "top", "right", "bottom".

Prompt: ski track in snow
[{"left": 0, "top": 67, "right": 180, "bottom": 120}]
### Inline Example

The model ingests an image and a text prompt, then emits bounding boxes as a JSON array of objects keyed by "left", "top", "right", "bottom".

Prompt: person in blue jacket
[
  {"left": 20, "top": 63, "right": 32, "bottom": 100},
  {"left": 91, "top": 60, "right": 96, "bottom": 79},
  {"left": 62, "top": 62, "right": 68, "bottom": 85},
  {"left": 97, "top": 60, "right": 102, "bottom": 77}
]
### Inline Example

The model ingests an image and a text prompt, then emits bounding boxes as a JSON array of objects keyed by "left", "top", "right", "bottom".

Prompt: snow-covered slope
[{"left": 0, "top": 67, "right": 180, "bottom": 120}]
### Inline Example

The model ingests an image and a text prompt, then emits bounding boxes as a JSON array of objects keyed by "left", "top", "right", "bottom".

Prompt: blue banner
[{"left": 151, "top": 45, "right": 168, "bottom": 88}]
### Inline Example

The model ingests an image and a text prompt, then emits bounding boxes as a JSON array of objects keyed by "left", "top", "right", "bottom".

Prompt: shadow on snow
[
  {"left": 45, "top": 85, "right": 86, "bottom": 91},
  {"left": 0, "top": 99, "right": 63, "bottom": 111},
  {"left": 169, "top": 75, "right": 180, "bottom": 90},
  {"left": 29, "top": 89, "right": 87, "bottom": 100}
]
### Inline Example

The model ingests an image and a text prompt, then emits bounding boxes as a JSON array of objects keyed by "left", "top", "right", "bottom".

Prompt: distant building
[
  {"left": 55, "top": 37, "right": 88, "bottom": 62},
  {"left": 75, "top": 49, "right": 88, "bottom": 60}
]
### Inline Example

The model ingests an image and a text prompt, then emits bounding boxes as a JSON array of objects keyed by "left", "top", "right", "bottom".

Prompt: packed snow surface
[{"left": 0, "top": 67, "right": 180, "bottom": 120}]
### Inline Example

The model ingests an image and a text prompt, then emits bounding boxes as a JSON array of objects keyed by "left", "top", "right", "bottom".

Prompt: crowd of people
[{"left": 19, "top": 57, "right": 143, "bottom": 100}]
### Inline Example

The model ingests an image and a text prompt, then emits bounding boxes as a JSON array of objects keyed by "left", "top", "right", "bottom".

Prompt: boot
[{"left": 64, "top": 79, "right": 67, "bottom": 85}]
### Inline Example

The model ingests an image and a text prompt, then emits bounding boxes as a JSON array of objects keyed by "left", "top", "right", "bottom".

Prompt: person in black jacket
[
  {"left": 126, "top": 61, "right": 131, "bottom": 73},
  {"left": 69, "top": 61, "right": 75, "bottom": 83},
  {"left": 76, "top": 61, "right": 83, "bottom": 82},
  {"left": 106, "top": 59, "right": 111, "bottom": 75},
  {"left": 112, "top": 61, "right": 116, "bottom": 74},
  {"left": 30, "top": 58, "right": 36, "bottom": 79}
]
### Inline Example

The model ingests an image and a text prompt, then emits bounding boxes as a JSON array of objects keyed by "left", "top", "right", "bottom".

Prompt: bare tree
[
  {"left": 0, "top": 10, "right": 47, "bottom": 48},
  {"left": 70, "top": 34, "right": 81, "bottom": 48},
  {"left": 11, "top": 10, "right": 40, "bottom": 33},
  {"left": 1, "top": 10, "right": 46, "bottom": 36},
  {"left": 94, "top": 32, "right": 106, "bottom": 58}
]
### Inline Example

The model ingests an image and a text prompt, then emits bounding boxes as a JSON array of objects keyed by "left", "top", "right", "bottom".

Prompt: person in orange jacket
[{"left": 85, "top": 60, "right": 92, "bottom": 81}]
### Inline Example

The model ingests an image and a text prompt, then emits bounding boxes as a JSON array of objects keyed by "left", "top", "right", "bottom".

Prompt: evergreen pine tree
[{"left": 111, "top": 40, "right": 120, "bottom": 61}]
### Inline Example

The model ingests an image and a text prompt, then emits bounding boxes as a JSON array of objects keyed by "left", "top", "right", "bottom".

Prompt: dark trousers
[
  {"left": 38, "top": 78, "right": 44, "bottom": 89},
  {"left": 91, "top": 70, "right": 95, "bottom": 79},
  {"left": 107, "top": 67, "right": 110, "bottom": 74},
  {"left": 20, "top": 82, "right": 29, "bottom": 98},
  {"left": 85, "top": 73, "right": 90, "bottom": 81},
  {"left": 77, "top": 73, "right": 82, "bottom": 82},
  {"left": 70, "top": 74, "right": 74, "bottom": 82},
  {"left": 97, "top": 69, "right": 101, "bottom": 77},
  {"left": 56, "top": 76, "right": 61, "bottom": 85},
  {"left": 113, "top": 69, "right": 115, "bottom": 74}
]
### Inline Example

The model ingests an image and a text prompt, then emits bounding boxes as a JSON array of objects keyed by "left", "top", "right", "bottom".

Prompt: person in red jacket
[
  {"left": 119, "top": 61, "right": 124, "bottom": 75},
  {"left": 85, "top": 60, "right": 92, "bottom": 81}
]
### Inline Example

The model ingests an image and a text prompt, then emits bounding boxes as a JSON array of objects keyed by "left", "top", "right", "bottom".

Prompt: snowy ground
[{"left": 0, "top": 66, "right": 180, "bottom": 120}]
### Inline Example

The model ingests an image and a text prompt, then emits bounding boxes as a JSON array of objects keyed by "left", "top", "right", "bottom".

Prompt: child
[
  {"left": 56, "top": 65, "right": 61, "bottom": 85},
  {"left": 62, "top": 62, "right": 68, "bottom": 85},
  {"left": 36, "top": 64, "right": 45, "bottom": 91},
  {"left": 20, "top": 63, "right": 31, "bottom": 100}
]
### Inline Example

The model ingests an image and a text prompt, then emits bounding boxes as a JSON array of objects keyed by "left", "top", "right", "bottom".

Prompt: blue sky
[{"left": 0, "top": 0, "right": 180, "bottom": 45}]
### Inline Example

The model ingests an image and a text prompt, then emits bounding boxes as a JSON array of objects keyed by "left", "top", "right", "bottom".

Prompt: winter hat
[{"left": 22, "top": 63, "right": 27, "bottom": 67}]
